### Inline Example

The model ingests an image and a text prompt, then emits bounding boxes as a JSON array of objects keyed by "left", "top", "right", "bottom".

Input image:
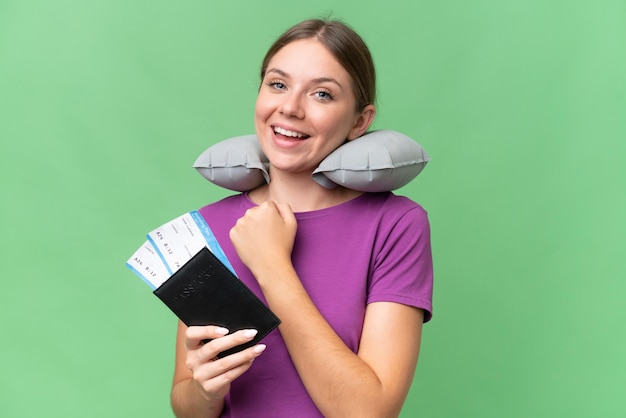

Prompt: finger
[
  {"left": 185, "top": 325, "right": 229, "bottom": 348},
  {"left": 259, "top": 201, "right": 284, "bottom": 219},
  {"left": 273, "top": 201, "right": 296, "bottom": 225},
  {"left": 186, "top": 329, "right": 260, "bottom": 371},
  {"left": 194, "top": 343, "right": 267, "bottom": 386},
  {"left": 197, "top": 329, "right": 260, "bottom": 359}
]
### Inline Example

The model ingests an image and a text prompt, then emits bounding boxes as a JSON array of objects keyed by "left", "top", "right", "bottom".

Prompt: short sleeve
[{"left": 367, "top": 205, "right": 434, "bottom": 322}]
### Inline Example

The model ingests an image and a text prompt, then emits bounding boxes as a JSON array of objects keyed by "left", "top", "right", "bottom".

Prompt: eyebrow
[{"left": 265, "top": 68, "right": 345, "bottom": 90}]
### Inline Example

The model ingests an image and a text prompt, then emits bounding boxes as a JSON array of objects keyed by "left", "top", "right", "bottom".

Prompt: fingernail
[
  {"left": 215, "top": 327, "right": 229, "bottom": 335},
  {"left": 253, "top": 344, "right": 266, "bottom": 354},
  {"left": 243, "top": 329, "right": 258, "bottom": 339}
]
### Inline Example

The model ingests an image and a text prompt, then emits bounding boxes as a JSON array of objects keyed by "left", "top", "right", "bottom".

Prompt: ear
[{"left": 347, "top": 104, "right": 376, "bottom": 140}]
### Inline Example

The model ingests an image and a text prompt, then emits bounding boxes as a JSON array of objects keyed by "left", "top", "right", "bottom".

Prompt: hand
[
  {"left": 184, "top": 326, "right": 267, "bottom": 401},
  {"left": 230, "top": 200, "right": 297, "bottom": 275}
]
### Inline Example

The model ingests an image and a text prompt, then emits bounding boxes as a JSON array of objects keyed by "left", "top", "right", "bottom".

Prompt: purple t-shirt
[{"left": 198, "top": 191, "right": 433, "bottom": 417}]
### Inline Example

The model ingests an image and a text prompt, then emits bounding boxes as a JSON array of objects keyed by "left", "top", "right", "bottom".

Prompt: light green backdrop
[{"left": 1, "top": 0, "right": 624, "bottom": 417}]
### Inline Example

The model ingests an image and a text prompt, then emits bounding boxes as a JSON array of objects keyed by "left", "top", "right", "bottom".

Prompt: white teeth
[{"left": 274, "top": 126, "right": 306, "bottom": 138}]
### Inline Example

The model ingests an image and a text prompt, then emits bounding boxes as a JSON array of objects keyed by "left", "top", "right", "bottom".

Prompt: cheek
[
  {"left": 313, "top": 109, "right": 357, "bottom": 138},
  {"left": 254, "top": 98, "right": 274, "bottom": 143},
  {"left": 254, "top": 96, "right": 268, "bottom": 121},
  {"left": 255, "top": 92, "right": 279, "bottom": 128}
]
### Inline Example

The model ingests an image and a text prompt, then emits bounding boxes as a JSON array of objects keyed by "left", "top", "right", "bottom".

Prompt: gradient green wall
[{"left": 1, "top": 1, "right": 624, "bottom": 417}]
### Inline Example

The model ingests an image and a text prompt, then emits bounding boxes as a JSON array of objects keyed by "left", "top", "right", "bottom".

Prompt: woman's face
[{"left": 255, "top": 38, "right": 374, "bottom": 176}]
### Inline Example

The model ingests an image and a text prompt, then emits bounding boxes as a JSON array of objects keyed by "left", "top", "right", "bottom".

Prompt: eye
[
  {"left": 266, "top": 80, "right": 287, "bottom": 91},
  {"left": 313, "top": 89, "right": 334, "bottom": 101}
]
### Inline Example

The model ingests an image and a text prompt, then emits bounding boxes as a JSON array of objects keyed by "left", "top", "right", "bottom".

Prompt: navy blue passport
[{"left": 153, "top": 247, "right": 281, "bottom": 358}]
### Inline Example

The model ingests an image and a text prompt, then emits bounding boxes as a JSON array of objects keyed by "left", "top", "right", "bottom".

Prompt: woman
[{"left": 171, "top": 19, "right": 433, "bottom": 418}]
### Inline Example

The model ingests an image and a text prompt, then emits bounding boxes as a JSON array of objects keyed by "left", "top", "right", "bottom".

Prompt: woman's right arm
[{"left": 170, "top": 321, "right": 267, "bottom": 418}]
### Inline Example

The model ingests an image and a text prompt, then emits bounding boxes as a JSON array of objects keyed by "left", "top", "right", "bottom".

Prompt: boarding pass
[{"left": 125, "top": 211, "right": 234, "bottom": 289}]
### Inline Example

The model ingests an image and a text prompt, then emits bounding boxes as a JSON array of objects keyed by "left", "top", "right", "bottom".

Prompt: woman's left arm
[
  {"left": 230, "top": 201, "right": 424, "bottom": 418},
  {"left": 269, "top": 282, "right": 423, "bottom": 418}
]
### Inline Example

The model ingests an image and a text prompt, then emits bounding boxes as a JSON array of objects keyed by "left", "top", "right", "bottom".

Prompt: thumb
[{"left": 273, "top": 201, "right": 297, "bottom": 227}]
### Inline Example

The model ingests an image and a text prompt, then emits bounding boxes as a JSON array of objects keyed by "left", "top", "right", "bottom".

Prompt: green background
[{"left": 1, "top": 0, "right": 624, "bottom": 416}]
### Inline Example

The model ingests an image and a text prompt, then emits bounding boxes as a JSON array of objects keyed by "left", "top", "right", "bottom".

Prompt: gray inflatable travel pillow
[{"left": 193, "top": 130, "right": 430, "bottom": 192}]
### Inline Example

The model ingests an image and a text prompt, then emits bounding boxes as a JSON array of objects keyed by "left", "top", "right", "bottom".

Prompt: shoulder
[
  {"left": 197, "top": 193, "right": 254, "bottom": 231},
  {"left": 326, "top": 192, "right": 431, "bottom": 246},
  {"left": 198, "top": 193, "right": 251, "bottom": 214},
  {"left": 358, "top": 192, "right": 429, "bottom": 225},
  {"left": 356, "top": 191, "right": 425, "bottom": 210}
]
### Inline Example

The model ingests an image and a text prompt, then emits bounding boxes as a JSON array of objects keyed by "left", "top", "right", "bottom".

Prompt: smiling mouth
[{"left": 273, "top": 126, "right": 310, "bottom": 139}]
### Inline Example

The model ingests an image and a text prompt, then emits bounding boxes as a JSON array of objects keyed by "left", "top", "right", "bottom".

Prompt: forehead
[{"left": 266, "top": 39, "right": 351, "bottom": 83}]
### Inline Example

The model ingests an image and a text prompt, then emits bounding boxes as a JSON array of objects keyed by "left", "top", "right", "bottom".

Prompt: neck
[{"left": 249, "top": 173, "right": 362, "bottom": 212}]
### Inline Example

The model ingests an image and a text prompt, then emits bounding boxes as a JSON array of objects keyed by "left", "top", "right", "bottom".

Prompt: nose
[{"left": 278, "top": 92, "right": 305, "bottom": 119}]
